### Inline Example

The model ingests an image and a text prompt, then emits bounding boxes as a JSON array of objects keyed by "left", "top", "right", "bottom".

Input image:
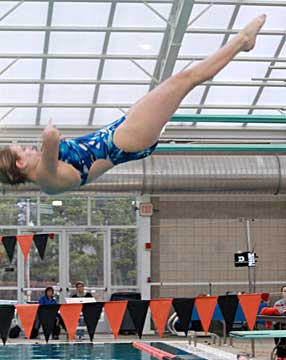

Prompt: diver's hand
[{"left": 42, "top": 119, "right": 60, "bottom": 142}]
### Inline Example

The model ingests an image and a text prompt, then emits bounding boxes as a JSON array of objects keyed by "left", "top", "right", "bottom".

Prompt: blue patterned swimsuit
[{"left": 58, "top": 116, "right": 157, "bottom": 186}]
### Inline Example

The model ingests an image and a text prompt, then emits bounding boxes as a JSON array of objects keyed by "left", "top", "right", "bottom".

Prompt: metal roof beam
[
  {"left": 0, "top": 79, "right": 286, "bottom": 87},
  {"left": 0, "top": 103, "right": 283, "bottom": 110},
  {"left": 150, "top": 0, "right": 194, "bottom": 89},
  {"left": 197, "top": 0, "right": 286, "bottom": 5},
  {"left": 0, "top": 26, "right": 282, "bottom": 36},
  {"left": 0, "top": 54, "right": 283, "bottom": 62},
  {"left": 3, "top": 0, "right": 286, "bottom": 4},
  {"left": 35, "top": 0, "right": 54, "bottom": 125}
]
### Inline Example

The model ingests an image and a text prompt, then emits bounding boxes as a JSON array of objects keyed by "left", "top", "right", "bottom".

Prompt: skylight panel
[
  {"left": 205, "top": 86, "right": 259, "bottom": 105},
  {"left": 234, "top": 6, "right": 286, "bottom": 30},
  {"left": 49, "top": 32, "right": 106, "bottom": 54},
  {"left": 43, "top": 84, "right": 95, "bottom": 103},
  {"left": 0, "top": 84, "right": 39, "bottom": 102},
  {"left": 0, "top": 108, "right": 37, "bottom": 125},
  {"left": 102, "top": 59, "right": 156, "bottom": 80},
  {"left": 231, "top": 34, "right": 282, "bottom": 58},
  {"left": 279, "top": 43, "right": 286, "bottom": 57},
  {"left": 113, "top": 3, "right": 171, "bottom": 27},
  {"left": 108, "top": 33, "right": 163, "bottom": 55},
  {"left": 214, "top": 61, "right": 269, "bottom": 81},
  {"left": 0, "top": 32, "right": 45, "bottom": 53},
  {"left": 46, "top": 59, "right": 100, "bottom": 80},
  {"left": 181, "top": 85, "right": 206, "bottom": 105},
  {"left": 0, "top": 2, "right": 48, "bottom": 25},
  {"left": 93, "top": 108, "right": 127, "bottom": 126},
  {"left": 179, "top": 34, "right": 225, "bottom": 56},
  {"left": 41, "top": 108, "right": 90, "bottom": 126},
  {"left": 0, "top": 59, "right": 42, "bottom": 79},
  {"left": 188, "top": 4, "right": 235, "bottom": 28},
  {"left": 173, "top": 108, "right": 198, "bottom": 115},
  {"left": 97, "top": 84, "right": 149, "bottom": 104},
  {"left": 256, "top": 87, "right": 286, "bottom": 106},
  {"left": 52, "top": 2, "right": 111, "bottom": 26}
]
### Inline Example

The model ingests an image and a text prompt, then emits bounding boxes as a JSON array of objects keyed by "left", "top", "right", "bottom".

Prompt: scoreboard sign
[{"left": 234, "top": 252, "right": 257, "bottom": 267}]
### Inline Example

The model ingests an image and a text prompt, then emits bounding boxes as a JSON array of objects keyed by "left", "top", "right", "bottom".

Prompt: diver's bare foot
[{"left": 240, "top": 14, "right": 266, "bottom": 52}]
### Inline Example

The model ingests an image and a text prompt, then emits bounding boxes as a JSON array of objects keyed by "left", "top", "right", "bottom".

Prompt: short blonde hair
[{"left": 0, "top": 147, "right": 28, "bottom": 185}]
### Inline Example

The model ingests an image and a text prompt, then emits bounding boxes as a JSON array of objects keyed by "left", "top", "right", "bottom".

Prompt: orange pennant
[
  {"left": 17, "top": 235, "right": 33, "bottom": 261},
  {"left": 60, "top": 304, "right": 82, "bottom": 340},
  {"left": 149, "top": 298, "right": 173, "bottom": 337},
  {"left": 16, "top": 304, "right": 39, "bottom": 339},
  {"left": 104, "top": 301, "right": 128, "bottom": 339},
  {"left": 238, "top": 293, "right": 261, "bottom": 330},
  {"left": 195, "top": 296, "right": 218, "bottom": 333}
]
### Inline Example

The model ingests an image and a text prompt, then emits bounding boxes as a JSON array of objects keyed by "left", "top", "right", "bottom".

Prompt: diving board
[{"left": 230, "top": 330, "right": 286, "bottom": 359}]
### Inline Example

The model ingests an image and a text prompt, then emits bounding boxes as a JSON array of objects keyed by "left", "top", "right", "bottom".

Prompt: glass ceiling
[{"left": 0, "top": 0, "right": 285, "bottom": 145}]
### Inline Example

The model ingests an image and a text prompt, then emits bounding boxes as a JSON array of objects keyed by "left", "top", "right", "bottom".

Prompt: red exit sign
[{"left": 139, "top": 203, "right": 153, "bottom": 216}]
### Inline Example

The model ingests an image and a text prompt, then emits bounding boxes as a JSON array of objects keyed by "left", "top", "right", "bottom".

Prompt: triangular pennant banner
[
  {"left": 218, "top": 295, "right": 239, "bottom": 334},
  {"left": 238, "top": 293, "right": 261, "bottom": 330},
  {"left": 82, "top": 302, "right": 104, "bottom": 342},
  {"left": 60, "top": 304, "right": 82, "bottom": 340},
  {"left": 195, "top": 296, "right": 218, "bottom": 334},
  {"left": 16, "top": 304, "right": 39, "bottom": 339},
  {"left": 149, "top": 298, "right": 172, "bottom": 337},
  {"left": 33, "top": 234, "right": 49, "bottom": 260},
  {"left": 2, "top": 236, "right": 17, "bottom": 263},
  {"left": 0, "top": 305, "right": 15, "bottom": 344},
  {"left": 173, "top": 298, "right": 195, "bottom": 336},
  {"left": 104, "top": 301, "right": 128, "bottom": 339},
  {"left": 127, "top": 300, "right": 149, "bottom": 338},
  {"left": 38, "top": 304, "right": 60, "bottom": 342},
  {"left": 17, "top": 235, "right": 33, "bottom": 262}
]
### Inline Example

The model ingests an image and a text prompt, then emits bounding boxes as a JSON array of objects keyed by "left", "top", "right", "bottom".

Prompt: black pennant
[
  {"left": 82, "top": 302, "right": 104, "bottom": 342},
  {"left": 217, "top": 295, "right": 239, "bottom": 333},
  {"left": 38, "top": 304, "right": 60, "bottom": 342},
  {"left": 127, "top": 300, "right": 149, "bottom": 339},
  {"left": 33, "top": 234, "right": 49, "bottom": 260},
  {"left": 172, "top": 298, "right": 195, "bottom": 336},
  {"left": 2, "top": 236, "right": 17, "bottom": 263},
  {"left": 0, "top": 305, "right": 15, "bottom": 345}
]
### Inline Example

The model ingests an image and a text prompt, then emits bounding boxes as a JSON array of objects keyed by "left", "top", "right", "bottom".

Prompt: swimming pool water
[{"left": 0, "top": 343, "right": 157, "bottom": 360}]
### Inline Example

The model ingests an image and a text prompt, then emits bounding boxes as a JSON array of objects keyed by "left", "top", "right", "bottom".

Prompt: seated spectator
[
  {"left": 39, "top": 286, "right": 58, "bottom": 305},
  {"left": 71, "top": 281, "right": 93, "bottom": 339},
  {"left": 38, "top": 286, "right": 64, "bottom": 340},
  {"left": 72, "top": 281, "right": 93, "bottom": 298}
]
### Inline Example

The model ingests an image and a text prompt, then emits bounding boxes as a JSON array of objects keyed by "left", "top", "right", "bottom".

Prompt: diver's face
[{"left": 10, "top": 145, "right": 40, "bottom": 171}]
